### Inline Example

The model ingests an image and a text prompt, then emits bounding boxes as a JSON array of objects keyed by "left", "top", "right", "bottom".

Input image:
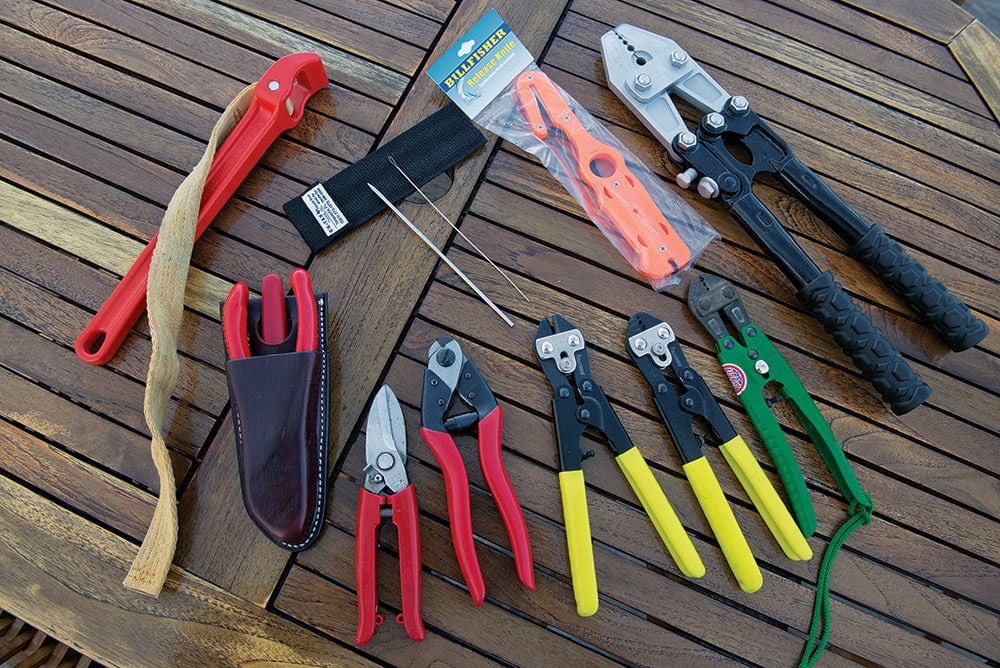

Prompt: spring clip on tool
[
  {"left": 688, "top": 274, "right": 873, "bottom": 667},
  {"left": 515, "top": 71, "right": 692, "bottom": 282},
  {"left": 76, "top": 52, "right": 329, "bottom": 365},
  {"left": 601, "top": 25, "right": 989, "bottom": 415}
]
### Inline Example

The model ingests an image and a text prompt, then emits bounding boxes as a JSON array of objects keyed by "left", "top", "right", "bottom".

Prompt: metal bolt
[
  {"left": 540, "top": 341, "right": 553, "bottom": 354},
  {"left": 560, "top": 358, "right": 573, "bottom": 372},
  {"left": 676, "top": 132, "right": 698, "bottom": 151},
  {"left": 635, "top": 73, "right": 652, "bottom": 90},
  {"left": 559, "top": 387, "right": 570, "bottom": 398},
  {"left": 746, "top": 326, "right": 757, "bottom": 337},
  {"left": 755, "top": 360, "right": 770, "bottom": 375},
  {"left": 684, "top": 397, "right": 695, "bottom": 408},
  {"left": 727, "top": 96, "right": 749, "bottom": 114},
  {"left": 436, "top": 348, "right": 455, "bottom": 366},
  {"left": 580, "top": 409, "right": 591, "bottom": 421},
  {"left": 676, "top": 167, "right": 699, "bottom": 189},
  {"left": 438, "top": 398, "right": 446, "bottom": 406},
  {"left": 376, "top": 452, "right": 395, "bottom": 471},
  {"left": 653, "top": 343, "right": 666, "bottom": 355},
  {"left": 468, "top": 391, "right": 476, "bottom": 400},
  {"left": 723, "top": 340, "right": 734, "bottom": 349},
  {"left": 656, "top": 327, "right": 670, "bottom": 339},
  {"left": 430, "top": 378, "right": 438, "bottom": 386},
  {"left": 670, "top": 49, "right": 688, "bottom": 66},
  {"left": 567, "top": 334, "right": 580, "bottom": 347},
  {"left": 581, "top": 381, "right": 593, "bottom": 392},
  {"left": 748, "top": 350, "right": 759, "bottom": 360},
  {"left": 267, "top": 80, "right": 280, "bottom": 91},
  {"left": 634, "top": 338, "right": 648, "bottom": 351},
  {"left": 464, "top": 372, "right": 472, "bottom": 379},
  {"left": 657, "top": 383, "right": 668, "bottom": 394},
  {"left": 697, "top": 177, "right": 720, "bottom": 199},
  {"left": 703, "top": 112, "right": 725, "bottom": 132}
]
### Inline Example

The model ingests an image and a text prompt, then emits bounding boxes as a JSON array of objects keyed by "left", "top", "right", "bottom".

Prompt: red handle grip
[
  {"left": 477, "top": 406, "right": 535, "bottom": 590},
  {"left": 290, "top": 268, "right": 318, "bottom": 352},
  {"left": 355, "top": 488, "right": 384, "bottom": 646},
  {"left": 420, "top": 427, "right": 486, "bottom": 606},
  {"left": 391, "top": 485, "right": 425, "bottom": 642}
]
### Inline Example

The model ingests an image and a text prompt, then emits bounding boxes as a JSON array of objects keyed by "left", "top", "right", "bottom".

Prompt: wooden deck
[{"left": 1, "top": 0, "right": 997, "bottom": 666}]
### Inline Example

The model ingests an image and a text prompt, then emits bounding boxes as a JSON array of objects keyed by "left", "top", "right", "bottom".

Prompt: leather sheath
[{"left": 224, "top": 292, "right": 330, "bottom": 550}]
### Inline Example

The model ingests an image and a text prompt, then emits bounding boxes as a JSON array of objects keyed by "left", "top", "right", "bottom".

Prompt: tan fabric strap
[{"left": 124, "top": 84, "right": 256, "bottom": 596}]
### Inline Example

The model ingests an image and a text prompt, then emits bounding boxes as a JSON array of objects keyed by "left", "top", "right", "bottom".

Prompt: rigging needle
[
  {"left": 369, "top": 183, "right": 515, "bottom": 328},
  {"left": 388, "top": 156, "right": 529, "bottom": 302}
]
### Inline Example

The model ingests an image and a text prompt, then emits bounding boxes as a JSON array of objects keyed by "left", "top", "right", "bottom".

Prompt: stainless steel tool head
[
  {"left": 363, "top": 385, "right": 409, "bottom": 494},
  {"left": 601, "top": 24, "right": 729, "bottom": 159}
]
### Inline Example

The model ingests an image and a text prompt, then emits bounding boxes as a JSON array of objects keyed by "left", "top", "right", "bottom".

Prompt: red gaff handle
[
  {"left": 477, "top": 406, "right": 535, "bottom": 590},
  {"left": 420, "top": 427, "right": 485, "bottom": 606},
  {"left": 289, "top": 268, "right": 318, "bottom": 352},
  {"left": 74, "top": 52, "right": 328, "bottom": 365},
  {"left": 391, "top": 485, "right": 425, "bottom": 642},
  {"left": 355, "top": 488, "right": 383, "bottom": 646}
]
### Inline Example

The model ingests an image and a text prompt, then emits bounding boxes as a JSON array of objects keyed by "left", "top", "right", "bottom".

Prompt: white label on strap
[{"left": 302, "top": 183, "right": 350, "bottom": 237}]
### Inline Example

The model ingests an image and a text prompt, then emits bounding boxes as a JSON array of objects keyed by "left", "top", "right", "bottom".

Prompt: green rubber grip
[
  {"left": 558, "top": 470, "right": 598, "bottom": 616},
  {"left": 720, "top": 436, "right": 813, "bottom": 562},
  {"left": 683, "top": 457, "right": 762, "bottom": 593},
  {"left": 716, "top": 328, "right": 817, "bottom": 537},
  {"left": 616, "top": 447, "right": 705, "bottom": 578}
]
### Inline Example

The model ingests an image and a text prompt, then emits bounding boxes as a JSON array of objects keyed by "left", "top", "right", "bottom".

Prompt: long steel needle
[
  {"left": 369, "top": 183, "right": 515, "bottom": 328},
  {"left": 388, "top": 156, "right": 529, "bottom": 302}
]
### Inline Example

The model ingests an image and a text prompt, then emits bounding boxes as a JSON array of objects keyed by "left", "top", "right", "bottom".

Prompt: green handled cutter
[{"left": 688, "top": 273, "right": 873, "bottom": 667}]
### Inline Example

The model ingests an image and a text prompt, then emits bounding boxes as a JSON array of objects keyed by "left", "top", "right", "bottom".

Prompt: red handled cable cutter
[
  {"left": 420, "top": 337, "right": 535, "bottom": 606},
  {"left": 355, "top": 385, "right": 425, "bottom": 646}
]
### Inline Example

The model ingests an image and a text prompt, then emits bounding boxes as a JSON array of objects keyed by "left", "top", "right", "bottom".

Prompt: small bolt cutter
[{"left": 627, "top": 312, "right": 812, "bottom": 593}]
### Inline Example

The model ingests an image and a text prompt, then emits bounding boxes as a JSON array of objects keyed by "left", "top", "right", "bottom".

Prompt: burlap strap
[{"left": 124, "top": 84, "right": 257, "bottom": 596}]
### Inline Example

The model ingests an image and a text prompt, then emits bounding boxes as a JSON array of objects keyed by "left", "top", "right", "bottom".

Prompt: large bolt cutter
[{"left": 601, "top": 25, "right": 988, "bottom": 415}]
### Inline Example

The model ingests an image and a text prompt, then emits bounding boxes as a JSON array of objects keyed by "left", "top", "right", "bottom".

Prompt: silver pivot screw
[
  {"left": 676, "top": 167, "right": 699, "bottom": 189},
  {"left": 697, "top": 178, "right": 720, "bottom": 199},
  {"left": 670, "top": 49, "right": 688, "bottom": 66},
  {"left": 703, "top": 112, "right": 726, "bottom": 133},
  {"left": 727, "top": 96, "right": 749, "bottom": 114},
  {"left": 635, "top": 73, "right": 652, "bottom": 90}
]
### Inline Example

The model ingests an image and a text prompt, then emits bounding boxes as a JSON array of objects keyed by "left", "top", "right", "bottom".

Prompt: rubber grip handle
[
  {"left": 559, "top": 470, "right": 598, "bottom": 616},
  {"left": 391, "top": 485, "right": 426, "bottom": 643},
  {"left": 737, "top": 381, "right": 817, "bottom": 537},
  {"left": 420, "top": 427, "right": 486, "bottom": 606},
  {"left": 683, "top": 457, "right": 762, "bottom": 593},
  {"left": 719, "top": 436, "right": 813, "bottom": 561},
  {"left": 849, "top": 224, "right": 988, "bottom": 352},
  {"left": 797, "top": 271, "right": 930, "bottom": 415},
  {"left": 477, "top": 406, "right": 535, "bottom": 590},
  {"left": 355, "top": 488, "right": 384, "bottom": 646},
  {"left": 615, "top": 447, "right": 705, "bottom": 578}
]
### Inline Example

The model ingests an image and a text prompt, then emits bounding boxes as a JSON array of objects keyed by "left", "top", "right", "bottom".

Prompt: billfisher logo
[{"left": 722, "top": 363, "right": 747, "bottom": 395}]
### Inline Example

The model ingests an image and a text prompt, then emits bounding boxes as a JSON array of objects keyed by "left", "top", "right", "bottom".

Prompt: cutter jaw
[
  {"left": 601, "top": 24, "right": 728, "bottom": 159},
  {"left": 687, "top": 274, "right": 752, "bottom": 345},
  {"left": 423, "top": 337, "right": 499, "bottom": 431},
  {"left": 364, "top": 386, "right": 409, "bottom": 495}
]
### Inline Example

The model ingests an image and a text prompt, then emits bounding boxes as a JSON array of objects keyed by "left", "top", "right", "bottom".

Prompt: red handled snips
[
  {"left": 222, "top": 268, "right": 318, "bottom": 358},
  {"left": 420, "top": 337, "right": 535, "bottom": 606},
  {"left": 356, "top": 385, "right": 425, "bottom": 646}
]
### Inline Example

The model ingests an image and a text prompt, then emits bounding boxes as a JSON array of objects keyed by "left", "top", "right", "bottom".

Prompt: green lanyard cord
[{"left": 798, "top": 500, "right": 874, "bottom": 667}]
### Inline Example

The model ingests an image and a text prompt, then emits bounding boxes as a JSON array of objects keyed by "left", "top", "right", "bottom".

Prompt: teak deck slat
[{"left": 0, "top": 0, "right": 997, "bottom": 666}]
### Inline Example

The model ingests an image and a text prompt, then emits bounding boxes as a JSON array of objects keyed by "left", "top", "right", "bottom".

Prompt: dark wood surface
[{"left": 1, "top": 1, "right": 997, "bottom": 666}]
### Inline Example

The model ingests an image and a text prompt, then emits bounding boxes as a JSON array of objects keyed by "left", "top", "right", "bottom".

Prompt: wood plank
[
  {"left": 839, "top": 0, "right": 974, "bottom": 42},
  {"left": 0, "top": 474, "right": 376, "bottom": 668},
  {"left": 950, "top": 18, "right": 1000, "bottom": 124},
  {"left": 765, "top": 0, "right": 970, "bottom": 78},
  {"left": 697, "top": 0, "right": 990, "bottom": 116}
]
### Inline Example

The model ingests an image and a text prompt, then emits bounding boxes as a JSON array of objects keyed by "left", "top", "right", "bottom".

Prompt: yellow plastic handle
[
  {"left": 683, "top": 456, "right": 762, "bottom": 593},
  {"left": 719, "top": 436, "right": 813, "bottom": 561},
  {"left": 558, "top": 470, "right": 598, "bottom": 616},
  {"left": 615, "top": 447, "right": 705, "bottom": 578}
]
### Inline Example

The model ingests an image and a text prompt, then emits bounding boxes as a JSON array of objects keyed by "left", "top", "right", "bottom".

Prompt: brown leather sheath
[{"left": 224, "top": 293, "right": 330, "bottom": 550}]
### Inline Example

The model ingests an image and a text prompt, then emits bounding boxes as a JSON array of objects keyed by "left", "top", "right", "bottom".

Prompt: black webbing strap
[{"left": 283, "top": 102, "right": 487, "bottom": 252}]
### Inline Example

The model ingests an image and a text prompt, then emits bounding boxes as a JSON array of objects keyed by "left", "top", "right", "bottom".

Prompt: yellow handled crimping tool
[
  {"left": 534, "top": 314, "right": 704, "bottom": 616},
  {"left": 626, "top": 312, "right": 812, "bottom": 593}
]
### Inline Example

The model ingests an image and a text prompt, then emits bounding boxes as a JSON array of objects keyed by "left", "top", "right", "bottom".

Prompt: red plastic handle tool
[
  {"left": 260, "top": 274, "right": 287, "bottom": 345},
  {"left": 355, "top": 486, "right": 425, "bottom": 646},
  {"left": 289, "top": 268, "right": 318, "bottom": 352},
  {"left": 477, "top": 405, "right": 535, "bottom": 590},
  {"left": 75, "top": 53, "right": 328, "bottom": 365},
  {"left": 221, "top": 281, "right": 251, "bottom": 359},
  {"left": 420, "top": 426, "right": 486, "bottom": 606}
]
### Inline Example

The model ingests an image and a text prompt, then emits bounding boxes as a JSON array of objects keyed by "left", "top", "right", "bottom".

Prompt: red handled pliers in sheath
[
  {"left": 355, "top": 385, "right": 425, "bottom": 646},
  {"left": 221, "top": 267, "right": 318, "bottom": 358},
  {"left": 420, "top": 337, "right": 535, "bottom": 606}
]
